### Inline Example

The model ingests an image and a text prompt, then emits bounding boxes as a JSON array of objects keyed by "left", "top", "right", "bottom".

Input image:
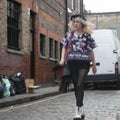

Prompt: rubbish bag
[
  {"left": 2, "top": 78, "right": 11, "bottom": 97},
  {"left": 9, "top": 73, "right": 26, "bottom": 94},
  {"left": 0, "top": 77, "right": 6, "bottom": 98}
]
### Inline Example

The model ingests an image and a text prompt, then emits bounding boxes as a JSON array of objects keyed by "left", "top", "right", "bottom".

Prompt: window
[
  {"left": 40, "top": 34, "right": 46, "bottom": 56},
  {"left": 7, "top": 0, "right": 21, "bottom": 50},
  {"left": 72, "top": 0, "right": 75, "bottom": 10},
  {"left": 49, "top": 38, "right": 54, "bottom": 58},
  {"left": 76, "top": 0, "right": 80, "bottom": 12},
  {"left": 55, "top": 41, "right": 58, "bottom": 59},
  {"left": 77, "top": 0, "right": 80, "bottom": 12}
]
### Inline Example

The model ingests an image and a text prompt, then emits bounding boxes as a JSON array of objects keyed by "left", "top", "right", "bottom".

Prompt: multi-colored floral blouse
[{"left": 61, "top": 32, "right": 97, "bottom": 62}]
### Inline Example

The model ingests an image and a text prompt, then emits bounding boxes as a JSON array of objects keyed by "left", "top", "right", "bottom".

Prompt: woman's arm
[
  {"left": 90, "top": 50, "right": 97, "bottom": 74},
  {"left": 59, "top": 46, "right": 66, "bottom": 65}
]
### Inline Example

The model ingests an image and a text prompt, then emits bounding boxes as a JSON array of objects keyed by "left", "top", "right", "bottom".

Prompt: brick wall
[
  {"left": 34, "top": 0, "right": 66, "bottom": 84},
  {"left": 0, "top": 0, "right": 31, "bottom": 78},
  {"left": 38, "top": 0, "right": 66, "bottom": 37},
  {"left": 0, "top": 0, "right": 7, "bottom": 47}
]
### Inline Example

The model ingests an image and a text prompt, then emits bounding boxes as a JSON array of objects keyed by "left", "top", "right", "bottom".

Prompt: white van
[{"left": 85, "top": 29, "right": 120, "bottom": 89}]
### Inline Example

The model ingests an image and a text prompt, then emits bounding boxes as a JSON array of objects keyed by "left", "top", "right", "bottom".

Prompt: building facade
[
  {"left": 0, "top": 0, "right": 67, "bottom": 84},
  {"left": 0, "top": 0, "right": 83, "bottom": 84},
  {"left": 86, "top": 12, "right": 120, "bottom": 39}
]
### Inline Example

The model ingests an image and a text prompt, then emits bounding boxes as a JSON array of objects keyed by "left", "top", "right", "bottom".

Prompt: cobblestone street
[{"left": 0, "top": 90, "right": 120, "bottom": 120}]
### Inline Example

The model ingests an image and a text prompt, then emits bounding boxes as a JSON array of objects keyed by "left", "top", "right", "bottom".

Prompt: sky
[{"left": 84, "top": 0, "right": 120, "bottom": 13}]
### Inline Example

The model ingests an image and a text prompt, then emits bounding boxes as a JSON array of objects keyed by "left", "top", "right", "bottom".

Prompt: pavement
[{"left": 0, "top": 83, "right": 73, "bottom": 108}]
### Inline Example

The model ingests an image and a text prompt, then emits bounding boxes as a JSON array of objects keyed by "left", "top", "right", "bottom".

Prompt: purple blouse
[{"left": 61, "top": 32, "right": 97, "bottom": 62}]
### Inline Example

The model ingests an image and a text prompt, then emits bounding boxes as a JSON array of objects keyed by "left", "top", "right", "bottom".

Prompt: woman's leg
[
  {"left": 76, "top": 69, "right": 89, "bottom": 107},
  {"left": 69, "top": 62, "right": 89, "bottom": 106},
  {"left": 69, "top": 61, "right": 89, "bottom": 119},
  {"left": 72, "top": 70, "right": 89, "bottom": 107}
]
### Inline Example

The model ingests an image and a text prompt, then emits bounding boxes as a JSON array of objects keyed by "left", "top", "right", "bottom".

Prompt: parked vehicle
[{"left": 85, "top": 29, "right": 120, "bottom": 89}]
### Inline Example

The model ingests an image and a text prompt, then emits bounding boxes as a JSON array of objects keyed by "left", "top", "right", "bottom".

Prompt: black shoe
[
  {"left": 73, "top": 118, "right": 81, "bottom": 120},
  {"left": 81, "top": 114, "right": 85, "bottom": 120}
]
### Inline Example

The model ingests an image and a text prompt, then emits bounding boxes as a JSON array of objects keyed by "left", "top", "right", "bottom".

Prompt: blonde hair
[{"left": 68, "top": 17, "right": 96, "bottom": 34}]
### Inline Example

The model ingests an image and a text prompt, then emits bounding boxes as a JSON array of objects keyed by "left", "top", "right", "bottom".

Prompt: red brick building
[{"left": 0, "top": 0, "right": 81, "bottom": 84}]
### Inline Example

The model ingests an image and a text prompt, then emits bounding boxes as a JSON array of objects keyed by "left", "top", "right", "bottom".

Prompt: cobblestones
[{"left": 0, "top": 90, "right": 120, "bottom": 120}]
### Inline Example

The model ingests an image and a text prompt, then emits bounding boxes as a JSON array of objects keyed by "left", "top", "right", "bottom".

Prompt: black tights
[{"left": 68, "top": 61, "right": 89, "bottom": 107}]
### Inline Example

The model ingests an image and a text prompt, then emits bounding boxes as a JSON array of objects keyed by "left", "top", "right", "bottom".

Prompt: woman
[{"left": 59, "top": 14, "right": 97, "bottom": 119}]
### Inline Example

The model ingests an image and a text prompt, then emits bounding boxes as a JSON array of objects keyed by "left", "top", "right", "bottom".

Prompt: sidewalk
[
  {"left": 0, "top": 83, "right": 74, "bottom": 108},
  {"left": 0, "top": 84, "right": 61, "bottom": 108}
]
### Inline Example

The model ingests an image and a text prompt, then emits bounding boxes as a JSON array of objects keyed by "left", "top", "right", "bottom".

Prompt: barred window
[{"left": 7, "top": 0, "right": 21, "bottom": 50}]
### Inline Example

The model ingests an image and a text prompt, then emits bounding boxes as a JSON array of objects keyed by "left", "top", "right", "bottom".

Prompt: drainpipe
[{"left": 65, "top": 0, "right": 68, "bottom": 33}]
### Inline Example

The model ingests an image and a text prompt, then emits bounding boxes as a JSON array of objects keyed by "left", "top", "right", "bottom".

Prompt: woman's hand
[
  {"left": 90, "top": 50, "right": 97, "bottom": 74},
  {"left": 92, "top": 64, "right": 97, "bottom": 74},
  {"left": 59, "top": 60, "right": 64, "bottom": 66}
]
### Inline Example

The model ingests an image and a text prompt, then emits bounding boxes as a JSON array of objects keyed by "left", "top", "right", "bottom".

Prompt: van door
[{"left": 89, "top": 42, "right": 117, "bottom": 75}]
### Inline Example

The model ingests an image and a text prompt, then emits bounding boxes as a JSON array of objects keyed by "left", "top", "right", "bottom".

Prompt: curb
[
  {"left": 0, "top": 90, "right": 60, "bottom": 108},
  {"left": 0, "top": 84, "right": 74, "bottom": 108}
]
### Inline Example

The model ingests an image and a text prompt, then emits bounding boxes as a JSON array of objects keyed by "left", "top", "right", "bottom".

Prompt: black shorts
[{"left": 68, "top": 60, "right": 90, "bottom": 71}]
